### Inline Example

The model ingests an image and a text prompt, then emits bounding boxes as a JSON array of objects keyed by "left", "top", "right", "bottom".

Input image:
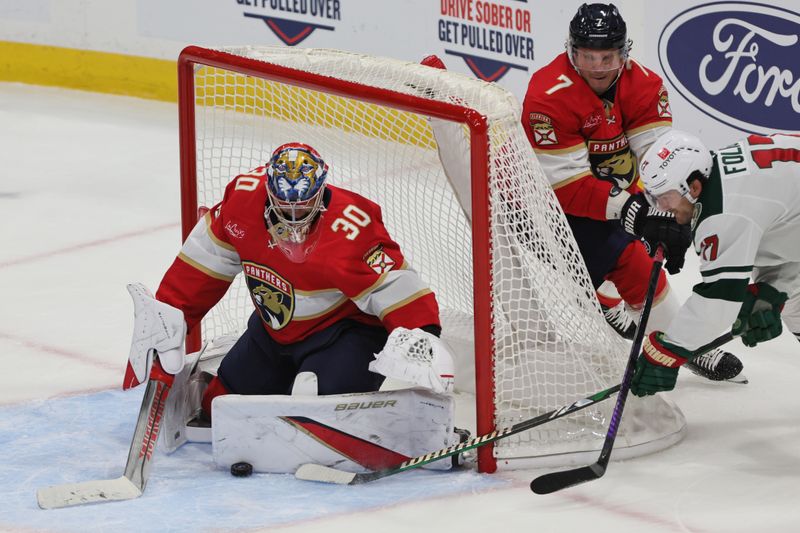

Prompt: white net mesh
[{"left": 182, "top": 46, "right": 685, "bottom": 469}]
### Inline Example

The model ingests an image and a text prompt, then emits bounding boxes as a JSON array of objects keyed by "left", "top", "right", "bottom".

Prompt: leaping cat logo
[
  {"left": 252, "top": 285, "right": 293, "bottom": 330},
  {"left": 595, "top": 152, "right": 636, "bottom": 189}
]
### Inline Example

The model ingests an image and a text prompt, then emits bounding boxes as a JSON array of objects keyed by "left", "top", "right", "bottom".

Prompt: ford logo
[{"left": 659, "top": 2, "right": 800, "bottom": 134}]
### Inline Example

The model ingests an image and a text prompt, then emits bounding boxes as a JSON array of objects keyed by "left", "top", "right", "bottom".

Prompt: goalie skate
[{"left": 686, "top": 348, "right": 747, "bottom": 383}]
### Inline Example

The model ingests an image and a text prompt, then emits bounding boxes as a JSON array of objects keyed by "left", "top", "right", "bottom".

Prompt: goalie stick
[{"left": 36, "top": 354, "right": 181, "bottom": 509}]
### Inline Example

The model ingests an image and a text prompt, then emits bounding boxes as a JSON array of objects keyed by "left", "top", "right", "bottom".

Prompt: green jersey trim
[
  {"left": 693, "top": 278, "right": 749, "bottom": 303},
  {"left": 701, "top": 264, "right": 754, "bottom": 279},
  {"left": 694, "top": 152, "right": 725, "bottom": 229}
]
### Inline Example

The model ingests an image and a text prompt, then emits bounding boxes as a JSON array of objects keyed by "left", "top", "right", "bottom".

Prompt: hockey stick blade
[
  {"left": 530, "top": 463, "right": 606, "bottom": 495},
  {"left": 531, "top": 328, "right": 737, "bottom": 495},
  {"left": 36, "top": 476, "right": 142, "bottom": 510},
  {"left": 295, "top": 384, "right": 621, "bottom": 485}
]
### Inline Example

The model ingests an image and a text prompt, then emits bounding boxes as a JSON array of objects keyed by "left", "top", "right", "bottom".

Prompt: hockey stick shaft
[
  {"left": 598, "top": 247, "right": 666, "bottom": 462},
  {"left": 530, "top": 245, "right": 666, "bottom": 494},
  {"left": 36, "top": 359, "right": 173, "bottom": 509}
]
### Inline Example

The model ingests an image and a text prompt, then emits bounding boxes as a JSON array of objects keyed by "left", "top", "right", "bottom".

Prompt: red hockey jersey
[
  {"left": 521, "top": 52, "right": 672, "bottom": 220},
  {"left": 156, "top": 169, "right": 440, "bottom": 344}
]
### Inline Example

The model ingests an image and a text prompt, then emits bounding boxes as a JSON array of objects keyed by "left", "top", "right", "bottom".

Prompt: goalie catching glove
[
  {"left": 123, "top": 282, "right": 186, "bottom": 390},
  {"left": 617, "top": 192, "right": 692, "bottom": 274},
  {"left": 369, "top": 327, "right": 455, "bottom": 394},
  {"left": 631, "top": 331, "right": 694, "bottom": 397},
  {"left": 732, "top": 282, "right": 787, "bottom": 347}
]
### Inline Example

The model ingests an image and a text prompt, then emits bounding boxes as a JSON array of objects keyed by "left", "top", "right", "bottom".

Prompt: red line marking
[
  {"left": 0, "top": 222, "right": 178, "bottom": 269},
  {"left": 0, "top": 384, "right": 116, "bottom": 407},
  {"left": 0, "top": 331, "right": 120, "bottom": 372}
]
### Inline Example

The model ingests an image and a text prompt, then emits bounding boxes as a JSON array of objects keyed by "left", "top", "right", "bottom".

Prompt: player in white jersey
[{"left": 630, "top": 130, "right": 800, "bottom": 396}]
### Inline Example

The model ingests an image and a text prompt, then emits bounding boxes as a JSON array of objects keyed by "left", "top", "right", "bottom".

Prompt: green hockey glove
[
  {"left": 631, "top": 331, "right": 693, "bottom": 397},
  {"left": 732, "top": 282, "right": 788, "bottom": 347}
]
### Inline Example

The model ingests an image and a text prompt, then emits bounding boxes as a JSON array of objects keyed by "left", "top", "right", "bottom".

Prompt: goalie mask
[{"left": 265, "top": 143, "right": 329, "bottom": 263}]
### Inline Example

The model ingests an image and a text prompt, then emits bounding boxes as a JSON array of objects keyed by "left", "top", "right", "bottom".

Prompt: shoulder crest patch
[
  {"left": 528, "top": 113, "right": 558, "bottom": 146},
  {"left": 657, "top": 86, "right": 672, "bottom": 118},
  {"left": 365, "top": 245, "right": 396, "bottom": 274}
]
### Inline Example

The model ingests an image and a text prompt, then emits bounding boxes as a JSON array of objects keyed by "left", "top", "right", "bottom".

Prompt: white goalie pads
[
  {"left": 124, "top": 283, "right": 187, "bottom": 389},
  {"left": 160, "top": 335, "right": 237, "bottom": 452},
  {"left": 211, "top": 388, "right": 457, "bottom": 473},
  {"left": 369, "top": 327, "right": 456, "bottom": 395}
]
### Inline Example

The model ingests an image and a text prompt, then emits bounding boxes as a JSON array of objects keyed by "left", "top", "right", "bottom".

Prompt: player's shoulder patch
[
  {"left": 363, "top": 244, "right": 396, "bottom": 274},
  {"left": 657, "top": 85, "right": 672, "bottom": 119},
  {"left": 528, "top": 112, "right": 558, "bottom": 146}
]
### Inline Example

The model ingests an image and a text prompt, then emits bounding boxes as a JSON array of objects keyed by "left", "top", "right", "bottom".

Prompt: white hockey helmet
[{"left": 639, "top": 130, "right": 712, "bottom": 207}]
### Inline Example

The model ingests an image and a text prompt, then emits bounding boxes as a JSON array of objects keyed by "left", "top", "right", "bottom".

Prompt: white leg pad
[
  {"left": 161, "top": 336, "right": 238, "bottom": 451},
  {"left": 211, "top": 388, "right": 455, "bottom": 473},
  {"left": 160, "top": 348, "right": 203, "bottom": 453}
]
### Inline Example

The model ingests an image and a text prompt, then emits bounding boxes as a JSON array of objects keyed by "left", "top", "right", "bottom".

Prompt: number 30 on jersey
[{"left": 332, "top": 205, "right": 371, "bottom": 240}]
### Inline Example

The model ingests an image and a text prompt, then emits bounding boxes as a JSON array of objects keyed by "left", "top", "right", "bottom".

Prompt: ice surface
[{"left": 1, "top": 83, "right": 800, "bottom": 532}]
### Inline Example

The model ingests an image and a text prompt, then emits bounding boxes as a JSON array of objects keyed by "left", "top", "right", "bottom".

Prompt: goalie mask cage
[{"left": 177, "top": 45, "right": 685, "bottom": 473}]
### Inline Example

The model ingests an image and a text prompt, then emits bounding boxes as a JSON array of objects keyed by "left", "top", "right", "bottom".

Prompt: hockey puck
[{"left": 230, "top": 461, "right": 253, "bottom": 477}]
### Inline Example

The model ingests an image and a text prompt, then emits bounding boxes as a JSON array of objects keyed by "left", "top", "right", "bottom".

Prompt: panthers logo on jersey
[
  {"left": 243, "top": 261, "right": 295, "bottom": 330},
  {"left": 588, "top": 134, "right": 637, "bottom": 189}
]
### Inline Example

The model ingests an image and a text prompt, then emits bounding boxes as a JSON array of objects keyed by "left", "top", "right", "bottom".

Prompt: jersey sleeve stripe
[
  {"left": 692, "top": 278, "right": 749, "bottom": 302},
  {"left": 177, "top": 252, "right": 238, "bottom": 282},
  {"left": 700, "top": 264, "right": 753, "bottom": 283},
  {"left": 701, "top": 264, "right": 754, "bottom": 276},
  {"left": 534, "top": 148, "right": 592, "bottom": 188},
  {"left": 531, "top": 141, "right": 587, "bottom": 155},
  {"left": 293, "top": 293, "right": 349, "bottom": 321},
  {"left": 204, "top": 213, "right": 237, "bottom": 252},
  {"left": 351, "top": 259, "right": 410, "bottom": 302},
  {"left": 353, "top": 269, "right": 431, "bottom": 318},
  {"left": 626, "top": 121, "right": 672, "bottom": 138},
  {"left": 377, "top": 288, "right": 435, "bottom": 321},
  {"left": 178, "top": 215, "right": 242, "bottom": 279},
  {"left": 550, "top": 170, "right": 595, "bottom": 190}
]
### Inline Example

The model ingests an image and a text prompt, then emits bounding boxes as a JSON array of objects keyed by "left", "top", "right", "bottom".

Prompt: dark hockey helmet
[{"left": 568, "top": 3, "right": 629, "bottom": 52}]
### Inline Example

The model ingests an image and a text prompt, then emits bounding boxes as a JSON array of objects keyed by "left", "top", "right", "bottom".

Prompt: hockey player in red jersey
[
  {"left": 521, "top": 3, "right": 744, "bottom": 381},
  {"left": 124, "top": 143, "right": 453, "bottom": 420}
]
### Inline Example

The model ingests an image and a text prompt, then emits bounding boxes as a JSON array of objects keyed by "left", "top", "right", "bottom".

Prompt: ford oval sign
[{"left": 659, "top": 2, "right": 800, "bottom": 134}]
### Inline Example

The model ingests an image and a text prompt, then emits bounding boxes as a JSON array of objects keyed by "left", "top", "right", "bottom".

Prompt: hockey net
[{"left": 177, "top": 45, "right": 685, "bottom": 472}]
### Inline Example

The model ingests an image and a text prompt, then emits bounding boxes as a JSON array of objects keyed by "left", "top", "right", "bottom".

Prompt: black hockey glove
[{"left": 620, "top": 194, "right": 692, "bottom": 275}]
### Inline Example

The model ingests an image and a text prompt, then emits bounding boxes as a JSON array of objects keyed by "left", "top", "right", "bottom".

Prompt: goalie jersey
[
  {"left": 522, "top": 53, "right": 673, "bottom": 220},
  {"left": 665, "top": 134, "right": 800, "bottom": 351},
  {"left": 156, "top": 169, "right": 440, "bottom": 344}
]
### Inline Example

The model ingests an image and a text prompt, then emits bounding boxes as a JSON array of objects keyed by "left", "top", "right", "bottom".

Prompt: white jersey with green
[{"left": 664, "top": 134, "right": 800, "bottom": 351}]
